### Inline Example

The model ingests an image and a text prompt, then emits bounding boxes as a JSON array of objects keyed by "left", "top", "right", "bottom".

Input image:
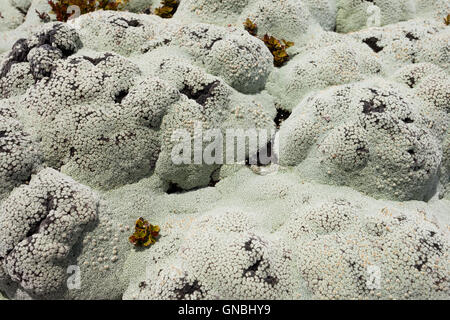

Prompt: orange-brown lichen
[
  {"left": 154, "top": 0, "right": 179, "bottom": 19},
  {"left": 243, "top": 18, "right": 258, "bottom": 37},
  {"left": 48, "top": 0, "right": 129, "bottom": 22},
  {"left": 262, "top": 34, "right": 294, "bottom": 67},
  {"left": 129, "top": 217, "right": 160, "bottom": 247},
  {"left": 244, "top": 18, "right": 294, "bottom": 67}
]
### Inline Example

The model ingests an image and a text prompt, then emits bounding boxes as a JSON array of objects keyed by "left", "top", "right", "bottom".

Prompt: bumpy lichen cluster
[
  {"left": 350, "top": 18, "right": 449, "bottom": 71},
  {"left": 0, "top": 168, "right": 98, "bottom": 297},
  {"left": 0, "top": 22, "right": 82, "bottom": 98},
  {"left": 0, "top": 101, "right": 41, "bottom": 200},
  {"left": 278, "top": 78, "right": 448, "bottom": 201},
  {"left": 0, "top": 0, "right": 448, "bottom": 301},
  {"left": 122, "top": 170, "right": 449, "bottom": 300}
]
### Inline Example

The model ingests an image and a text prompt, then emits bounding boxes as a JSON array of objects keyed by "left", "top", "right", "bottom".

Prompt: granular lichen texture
[{"left": 0, "top": 0, "right": 449, "bottom": 301}]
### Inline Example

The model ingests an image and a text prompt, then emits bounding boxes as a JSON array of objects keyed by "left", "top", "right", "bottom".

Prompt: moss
[
  {"left": 48, "top": 0, "right": 129, "bottom": 22},
  {"left": 154, "top": 0, "right": 179, "bottom": 19},
  {"left": 129, "top": 217, "right": 160, "bottom": 247}
]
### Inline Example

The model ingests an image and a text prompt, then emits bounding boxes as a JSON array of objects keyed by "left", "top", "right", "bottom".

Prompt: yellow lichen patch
[
  {"left": 154, "top": 0, "right": 180, "bottom": 19},
  {"left": 243, "top": 18, "right": 257, "bottom": 37},
  {"left": 129, "top": 217, "right": 160, "bottom": 247},
  {"left": 262, "top": 34, "right": 294, "bottom": 67},
  {"left": 444, "top": 14, "right": 450, "bottom": 26},
  {"left": 243, "top": 18, "right": 294, "bottom": 67}
]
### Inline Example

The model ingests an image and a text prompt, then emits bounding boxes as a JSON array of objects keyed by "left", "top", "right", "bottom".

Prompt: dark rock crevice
[
  {"left": 362, "top": 37, "right": 383, "bottom": 53},
  {"left": 180, "top": 80, "right": 220, "bottom": 106}
]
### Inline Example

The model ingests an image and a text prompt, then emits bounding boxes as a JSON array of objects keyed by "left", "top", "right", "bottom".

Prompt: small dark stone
[
  {"left": 403, "top": 117, "right": 414, "bottom": 123},
  {"left": 361, "top": 99, "right": 386, "bottom": 114}
]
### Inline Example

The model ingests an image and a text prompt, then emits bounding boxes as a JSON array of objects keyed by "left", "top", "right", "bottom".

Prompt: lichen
[
  {"left": 243, "top": 18, "right": 257, "bottom": 37},
  {"left": 244, "top": 18, "right": 294, "bottom": 67},
  {"left": 129, "top": 217, "right": 160, "bottom": 247},
  {"left": 48, "top": 0, "right": 129, "bottom": 22},
  {"left": 262, "top": 34, "right": 294, "bottom": 67}
]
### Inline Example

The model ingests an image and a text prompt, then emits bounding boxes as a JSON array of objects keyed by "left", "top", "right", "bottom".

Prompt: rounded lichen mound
[
  {"left": 267, "top": 35, "right": 382, "bottom": 111},
  {"left": 17, "top": 51, "right": 170, "bottom": 190},
  {"left": 140, "top": 22, "right": 274, "bottom": 94},
  {"left": 393, "top": 63, "right": 450, "bottom": 113},
  {"left": 132, "top": 46, "right": 275, "bottom": 190},
  {"left": 70, "top": 10, "right": 163, "bottom": 56},
  {"left": 126, "top": 207, "right": 303, "bottom": 300},
  {"left": 0, "top": 168, "right": 99, "bottom": 298},
  {"left": 278, "top": 79, "right": 448, "bottom": 201},
  {"left": 351, "top": 18, "right": 449, "bottom": 72},
  {"left": 283, "top": 199, "right": 449, "bottom": 299},
  {"left": 0, "top": 22, "right": 82, "bottom": 98}
]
